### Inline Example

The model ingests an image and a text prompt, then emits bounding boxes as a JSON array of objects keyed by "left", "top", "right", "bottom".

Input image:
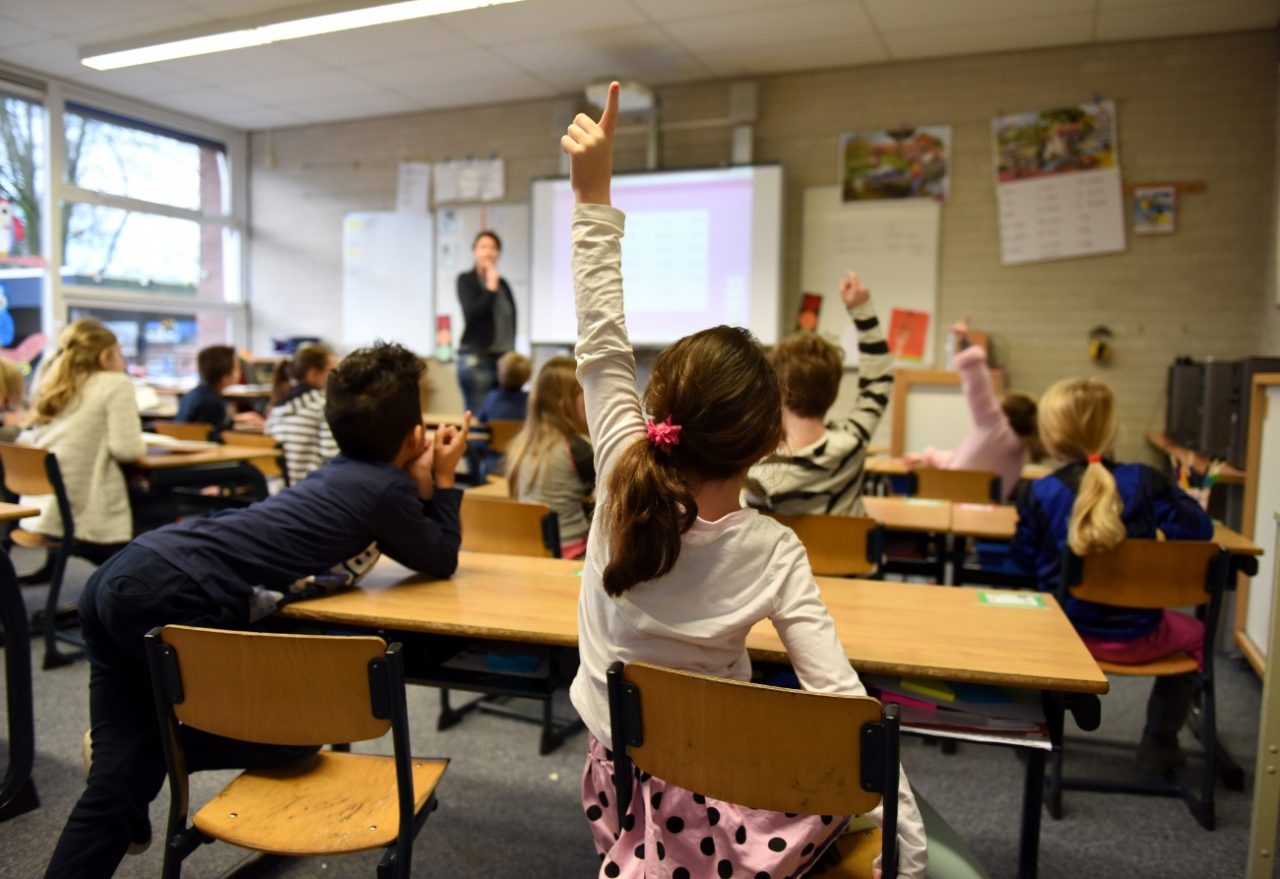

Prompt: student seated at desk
[
  {"left": 20, "top": 319, "right": 146, "bottom": 561},
  {"left": 176, "top": 344, "right": 262, "bottom": 439},
  {"left": 506, "top": 355, "right": 594, "bottom": 559},
  {"left": 744, "top": 270, "right": 893, "bottom": 517},
  {"left": 0, "top": 355, "right": 26, "bottom": 442},
  {"left": 264, "top": 342, "right": 339, "bottom": 481},
  {"left": 904, "top": 317, "right": 1041, "bottom": 501},
  {"left": 43, "top": 342, "right": 469, "bottom": 879},
  {"left": 1011, "top": 377, "right": 1212, "bottom": 772},
  {"left": 477, "top": 350, "right": 531, "bottom": 423},
  {"left": 560, "top": 86, "right": 927, "bottom": 879}
]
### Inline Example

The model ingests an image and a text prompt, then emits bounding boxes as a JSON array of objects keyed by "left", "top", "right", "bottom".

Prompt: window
[
  {"left": 0, "top": 91, "right": 47, "bottom": 352},
  {"left": 69, "top": 305, "right": 233, "bottom": 379}
]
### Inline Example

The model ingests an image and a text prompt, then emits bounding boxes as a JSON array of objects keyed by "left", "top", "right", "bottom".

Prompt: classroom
[{"left": 1, "top": 1, "right": 1279, "bottom": 877}]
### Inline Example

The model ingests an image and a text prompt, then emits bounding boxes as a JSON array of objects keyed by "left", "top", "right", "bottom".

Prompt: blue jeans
[{"left": 456, "top": 352, "right": 498, "bottom": 413}]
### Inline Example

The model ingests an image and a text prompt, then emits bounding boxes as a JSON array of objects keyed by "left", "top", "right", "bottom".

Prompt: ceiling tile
[
  {"left": 226, "top": 69, "right": 395, "bottom": 103},
  {"left": 208, "top": 104, "right": 308, "bottom": 130},
  {"left": 176, "top": 0, "right": 339, "bottom": 18},
  {"left": 3, "top": 1, "right": 194, "bottom": 38},
  {"left": 286, "top": 17, "right": 470, "bottom": 65},
  {"left": 498, "top": 24, "right": 696, "bottom": 74},
  {"left": 697, "top": 34, "right": 888, "bottom": 78},
  {"left": 863, "top": 0, "right": 1095, "bottom": 31},
  {"left": 530, "top": 59, "right": 710, "bottom": 91},
  {"left": 78, "top": 64, "right": 206, "bottom": 98},
  {"left": 663, "top": 1, "right": 875, "bottom": 54},
  {"left": 630, "top": 0, "right": 832, "bottom": 21},
  {"left": 353, "top": 49, "right": 528, "bottom": 91},
  {"left": 146, "top": 44, "right": 324, "bottom": 87},
  {"left": 158, "top": 86, "right": 272, "bottom": 116},
  {"left": 0, "top": 15, "right": 55, "bottom": 50},
  {"left": 439, "top": 0, "right": 647, "bottom": 45},
  {"left": 883, "top": 13, "right": 1095, "bottom": 59},
  {"left": 392, "top": 74, "right": 556, "bottom": 110},
  {"left": 1096, "top": 0, "right": 1280, "bottom": 39},
  {"left": 286, "top": 88, "right": 421, "bottom": 123}
]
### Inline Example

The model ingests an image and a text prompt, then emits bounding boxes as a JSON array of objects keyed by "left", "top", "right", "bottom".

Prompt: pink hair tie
[{"left": 645, "top": 415, "right": 682, "bottom": 452}]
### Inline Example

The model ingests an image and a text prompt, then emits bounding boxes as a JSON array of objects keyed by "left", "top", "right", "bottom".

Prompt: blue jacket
[
  {"left": 477, "top": 387, "right": 529, "bottom": 423},
  {"left": 1012, "top": 460, "right": 1213, "bottom": 638}
]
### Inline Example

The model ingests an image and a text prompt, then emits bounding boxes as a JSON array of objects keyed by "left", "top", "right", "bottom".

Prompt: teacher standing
[{"left": 455, "top": 229, "right": 516, "bottom": 412}]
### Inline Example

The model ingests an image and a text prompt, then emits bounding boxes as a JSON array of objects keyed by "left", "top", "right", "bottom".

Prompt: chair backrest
[
  {"left": 608, "top": 662, "right": 900, "bottom": 874},
  {"left": 149, "top": 626, "right": 392, "bottom": 746},
  {"left": 222, "top": 431, "right": 287, "bottom": 483},
  {"left": 911, "top": 468, "right": 1000, "bottom": 504},
  {"left": 0, "top": 442, "right": 54, "bottom": 497},
  {"left": 1063, "top": 539, "right": 1231, "bottom": 610},
  {"left": 460, "top": 495, "right": 560, "bottom": 558},
  {"left": 485, "top": 419, "right": 524, "bottom": 455},
  {"left": 154, "top": 421, "right": 213, "bottom": 442},
  {"left": 767, "top": 512, "right": 883, "bottom": 577}
]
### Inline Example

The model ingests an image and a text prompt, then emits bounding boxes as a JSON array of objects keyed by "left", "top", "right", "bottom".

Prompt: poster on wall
[
  {"left": 841, "top": 126, "right": 950, "bottom": 203},
  {"left": 1133, "top": 185, "right": 1176, "bottom": 235},
  {"left": 992, "top": 100, "right": 1126, "bottom": 265}
]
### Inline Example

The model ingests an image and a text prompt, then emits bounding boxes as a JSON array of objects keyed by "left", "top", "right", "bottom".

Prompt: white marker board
[
  {"left": 1246, "top": 384, "right": 1280, "bottom": 663},
  {"left": 434, "top": 203, "right": 530, "bottom": 355},
  {"left": 801, "top": 188, "right": 940, "bottom": 366},
  {"left": 341, "top": 211, "right": 434, "bottom": 353}
]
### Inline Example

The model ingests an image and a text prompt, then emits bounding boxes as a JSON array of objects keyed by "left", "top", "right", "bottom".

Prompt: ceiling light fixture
[{"left": 81, "top": 0, "right": 525, "bottom": 71}]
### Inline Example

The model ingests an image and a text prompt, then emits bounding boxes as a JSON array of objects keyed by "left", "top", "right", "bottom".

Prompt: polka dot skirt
[{"left": 582, "top": 735, "right": 847, "bottom": 879}]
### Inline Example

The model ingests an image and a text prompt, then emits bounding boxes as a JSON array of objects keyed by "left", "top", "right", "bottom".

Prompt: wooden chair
[
  {"left": 145, "top": 626, "right": 448, "bottom": 878},
  {"left": 767, "top": 512, "right": 884, "bottom": 577},
  {"left": 459, "top": 495, "right": 560, "bottom": 558},
  {"left": 484, "top": 419, "right": 524, "bottom": 456},
  {"left": 152, "top": 421, "right": 213, "bottom": 442},
  {"left": 607, "top": 661, "right": 902, "bottom": 877},
  {"left": 222, "top": 431, "right": 289, "bottom": 488},
  {"left": 0, "top": 442, "right": 85, "bottom": 669},
  {"left": 908, "top": 468, "right": 1000, "bottom": 504},
  {"left": 1046, "top": 539, "right": 1233, "bottom": 829}
]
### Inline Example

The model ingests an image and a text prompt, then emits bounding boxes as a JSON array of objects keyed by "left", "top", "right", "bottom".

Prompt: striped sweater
[
  {"left": 264, "top": 385, "right": 339, "bottom": 483},
  {"left": 745, "top": 300, "right": 893, "bottom": 516}
]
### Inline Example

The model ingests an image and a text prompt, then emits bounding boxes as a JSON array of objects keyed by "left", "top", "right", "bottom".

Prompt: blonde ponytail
[
  {"left": 29, "top": 319, "right": 119, "bottom": 426},
  {"left": 1038, "top": 377, "right": 1125, "bottom": 556}
]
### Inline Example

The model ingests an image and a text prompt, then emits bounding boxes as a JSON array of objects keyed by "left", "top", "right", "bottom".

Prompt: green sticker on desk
[{"left": 977, "top": 591, "right": 1046, "bottom": 609}]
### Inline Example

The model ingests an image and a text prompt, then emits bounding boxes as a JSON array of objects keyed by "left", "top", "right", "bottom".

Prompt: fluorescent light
[{"left": 82, "top": 0, "right": 525, "bottom": 70}]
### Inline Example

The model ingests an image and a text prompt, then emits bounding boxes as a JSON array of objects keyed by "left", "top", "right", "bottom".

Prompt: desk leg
[
  {"left": 0, "top": 551, "right": 40, "bottom": 821},
  {"left": 1018, "top": 748, "right": 1046, "bottom": 879}
]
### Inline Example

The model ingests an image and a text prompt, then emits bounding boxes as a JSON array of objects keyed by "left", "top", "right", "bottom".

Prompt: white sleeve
[
  {"left": 769, "top": 540, "right": 928, "bottom": 878},
  {"left": 103, "top": 374, "right": 146, "bottom": 463},
  {"left": 571, "top": 204, "right": 645, "bottom": 489}
]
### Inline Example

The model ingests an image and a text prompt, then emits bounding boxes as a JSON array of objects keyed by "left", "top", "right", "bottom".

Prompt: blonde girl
[
  {"left": 506, "top": 355, "right": 594, "bottom": 559},
  {"left": 23, "top": 319, "right": 146, "bottom": 549},
  {"left": 561, "top": 83, "right": 927, "bottom": 879},
  {"left": 1011, "top": 377, "right": 1213, "bottom": 771}
]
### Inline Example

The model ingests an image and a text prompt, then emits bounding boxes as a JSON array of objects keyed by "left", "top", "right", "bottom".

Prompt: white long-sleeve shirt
[
  {"left": 566, "top": 203, "right": 926, "bottom": 878},
  {"left": 22, "top": 370, "right": 146, "bottom": 544}
]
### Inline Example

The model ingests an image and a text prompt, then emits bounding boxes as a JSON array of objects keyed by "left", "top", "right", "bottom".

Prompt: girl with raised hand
[{"left": 562, "top": 83, "right": 927, "bottom": 879}]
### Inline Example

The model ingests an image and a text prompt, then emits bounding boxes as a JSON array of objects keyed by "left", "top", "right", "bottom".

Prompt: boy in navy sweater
[{"left": 46, "top": 342, "right": 470, "bottom": 879}]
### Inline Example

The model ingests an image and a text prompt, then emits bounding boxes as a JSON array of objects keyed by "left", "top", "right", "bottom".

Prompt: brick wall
[{"left": 249, "top": 30, "right": 1277, "bottom": 460}]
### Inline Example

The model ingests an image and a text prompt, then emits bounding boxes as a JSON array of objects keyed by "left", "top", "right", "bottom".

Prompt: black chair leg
[
  {"left": 1046, "top": 749, "right": 1064, "bottom": 820},
  {"left": 41, "top": 546, "right": 78, "bottom": 669}
]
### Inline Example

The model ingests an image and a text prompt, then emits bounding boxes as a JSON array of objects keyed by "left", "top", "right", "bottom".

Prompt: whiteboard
[
  {"left": 801, "top": 188, "right": 941, "bottom": 367},
  {"left": 341, "top": 212, "right": 434, "bottom": 353},
  {"left": 434, "top": 203, "right": 530, "bottom": 355},
  {"left": 1246, "top": 384, "right": 1280, "bottom": 662},
  {"left": 905, "top": 386, "right": 971, "bottom": 453}
]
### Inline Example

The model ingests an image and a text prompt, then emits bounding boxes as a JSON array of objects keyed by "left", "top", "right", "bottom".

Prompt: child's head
[
  {"left": 0, "top": 357, "right": 24, "bottom": 410},
  {"left": 769, "top": 332, "right": 843, "bottom": 420},
  {"left": 601, "top": 326, "right": 781, "bottom": 596},
  {"left": 197, "top": 345, "right": 239, "bottom": 391},
  {"left": 272, "top": 343, "right": 337, "bottom": 403},
  {"left": 1001, "top": 391, "right": 1043, "bottom": 459},
  {"left": 507, "top": 356, "right": 584, "bottom": 490},
  {"left": 31, "top": 319, "right": 122, "bottom": 425},
  {"left": 325, "top": 342, "right": 425, "bottom": 463},
  {"left": 1038, "top": 377, "right": 1125, "bottom": 556},
  {"left": 497, "top": 351, "right": 532, "bottom": 391}
]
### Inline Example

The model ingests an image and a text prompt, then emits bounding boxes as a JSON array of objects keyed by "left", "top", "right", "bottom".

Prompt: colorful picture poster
[
  {"left": 795, "top": 293, "right": 822, "bottom": 332},
  {"left": 840, "top": 126, "right": 950, "bottom": 203},
  {"left": 1133, "top": 185, "right": 1176, "bottom": 235},
  {"left": 992, "top": 100, "right": 1126, "bottom": 265},
  {"left": 888, "top": 309, "right": 930, "bottom": 362}
]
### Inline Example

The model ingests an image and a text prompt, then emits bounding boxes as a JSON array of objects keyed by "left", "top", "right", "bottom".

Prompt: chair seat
[
  {"left": 192, "top": 751, "right": 447, "bottom": 855},
  {"left": 1098, "top": 652, "right": 1198, "bottom": 677},
  {"left": 11, "top": 528, "right": 60, "bottom": 549}
]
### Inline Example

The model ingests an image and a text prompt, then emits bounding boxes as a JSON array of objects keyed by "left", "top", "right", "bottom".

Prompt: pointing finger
[{"left": 599, "top": 80, "right": 620, "bottom": 135}]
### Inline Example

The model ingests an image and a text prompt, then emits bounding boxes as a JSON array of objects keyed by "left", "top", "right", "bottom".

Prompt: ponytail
[
  {"left": 271, "top": 360, "right": 291, "bottom": 406},
  {"left": 600, "top": 437, "right": 697, "bottom": 596},
  {"left": 1067, "top": 458, "right": 1125, "bottom": 555}
]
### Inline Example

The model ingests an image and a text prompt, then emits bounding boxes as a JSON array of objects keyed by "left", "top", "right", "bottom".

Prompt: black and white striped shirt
[
  {"left": 746, "top": 301, "right": 893, "bottom": 516},
  {"left": 265, "top": 386, "right": 340, "bottom": 483}
]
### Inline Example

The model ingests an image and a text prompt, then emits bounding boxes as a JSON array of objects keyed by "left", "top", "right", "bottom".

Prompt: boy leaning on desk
[{"left": 44, "top": 341, "right": 472, "bottom": 879}]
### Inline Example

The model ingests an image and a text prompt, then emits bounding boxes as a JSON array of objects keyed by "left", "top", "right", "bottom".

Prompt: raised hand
[
  {"left": 561, "top": 81, "right": 619, "bottom": 206},
  {"left": 482, "top": 261, "right": 500, "bottom": 292},
  {"left": 432, "top": 411, "right": 472, "bottom": 490},
  {"left": 839, "top": 270, "right": 870, "bottom": 310},
  {"left": 951, "top": 315, "right": 971, "bottom": 349}
]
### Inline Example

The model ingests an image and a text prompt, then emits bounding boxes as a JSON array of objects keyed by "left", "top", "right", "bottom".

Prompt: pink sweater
[{"left": 919, "top": 345, "right": 1025, "bottom": 501}]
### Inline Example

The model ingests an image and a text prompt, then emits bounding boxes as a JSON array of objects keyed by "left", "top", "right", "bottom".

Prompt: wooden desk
[
  {"left": 278, "top": 551, "right": 1105, "bottom": 879},
  {"left": 863, "top": 496, "right": 951, "bottom": 533},
  {"left": 0, "top": 503, "right": 38, "bottom": 523},
  {"left": 865, "top": 457, "right": 1051, "bottom": 481},
  {"left": 134, "top": 444, "right": 281, "bottom": 471},
  {"left": 467, "top": 478, "right": 509, "bottom": 499}
]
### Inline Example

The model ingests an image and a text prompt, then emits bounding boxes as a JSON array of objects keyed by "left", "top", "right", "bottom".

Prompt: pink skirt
[
  {"left": 1081, "top": 609, "right": 1205, "bottom": 671},
  {"left": 581, "top": 735, "right": 847, "bottom": 878}
]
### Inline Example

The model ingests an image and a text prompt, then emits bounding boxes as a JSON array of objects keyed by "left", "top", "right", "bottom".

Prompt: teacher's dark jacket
[{"left": 457, "top": 269, "right": 516, "bottom": 354}]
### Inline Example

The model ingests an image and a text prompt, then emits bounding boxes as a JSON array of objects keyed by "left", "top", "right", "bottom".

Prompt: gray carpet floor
[{"left": 1, "top": 552, "right": 1277, "bottom": 878}]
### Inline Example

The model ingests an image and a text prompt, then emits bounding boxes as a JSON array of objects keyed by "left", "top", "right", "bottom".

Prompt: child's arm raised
[
  {"left": 562, "top": 83, "right": 645, "bottom": 484},
  {"left": 833, "top": 271, "right": 893, "bottom": 446}
]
